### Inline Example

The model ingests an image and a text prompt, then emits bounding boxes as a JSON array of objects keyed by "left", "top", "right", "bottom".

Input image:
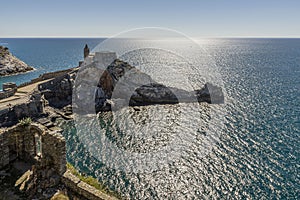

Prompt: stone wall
[
  {"left": 0, "top": 123, "right": 116, "bottom": 200},
  {"left": 0, "top": 123, "right": 39, "bottom": 167},
  {"left": 62, "top": 171, "right": 118, "bottom": 200},
  {"left": 0, "top": 68, "right": 77, "bottom": 127},
  {"left": 82, "top": 52, "right": 117, "bottom": 68},
  {"left": 0, "top": 82, "right": 17, "bottom": 100},
  {"left": 42, "top": 130, "right": 66, "bottom": 175},
  {"left": 18, "top": 68, "right": 76, "bottom": 88},
  {"left": 0, "top": 123, "right": 68, "bottom": 198},
  {"left": 0, "top": 123, "right": 66, "bottom": 173},
  {"left": 0, "top": 131, "right": 9, "bottom": 168},
  {"left": 0, "top": 88, "right": 16, "bottom": 100},
  {"left": 38, "top": 69, "right": 77, "bottom": 108},
  {"left": 0, "top": 91, "right": 46, "bottom": 127},
  {"left": 3, "top": 82, "right": 17, "bottom": 91}
]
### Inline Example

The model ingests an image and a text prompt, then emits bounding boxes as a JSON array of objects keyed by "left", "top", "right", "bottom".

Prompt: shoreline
[{"left": 0, "top": 67, "right": 36, "bottom": 78}]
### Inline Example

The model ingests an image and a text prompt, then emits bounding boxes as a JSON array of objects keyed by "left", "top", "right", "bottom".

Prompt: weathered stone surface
[
  {"left": 98, "top": 59, "right": 135, "bottom": 96},
  {"left": 40, "top": 71, "right": 77, "bottom": 108},
  {"left": 129, "top": 82, "right": 224, "bottom": 105},
  {"left": 195, "top": 82, "right": 224, "bottom": 104},
  {"left": 0, "top": 46, "right": 34, "bottom": 76},
  {"left": 0, "top": 82, "right": 17, "bottom": 100},
  {"left": 0, "top": 123, "right": 70, "bottom": 198},
  {"left": 0, "top": 91, "right": 46, "bottom": 127},
  {"left": 62, "top": 171, "right": 118, "bottom": 200},
  {"left": 93, "top": 59, "right": 224, "bottom": 112}
]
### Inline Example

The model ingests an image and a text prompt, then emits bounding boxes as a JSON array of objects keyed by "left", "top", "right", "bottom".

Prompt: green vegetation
[
  {"left": 66, "top": 163, "right": 121, "bottom": 199},
  {"left": 19, "top": 117, "right": 32, "bottom": 126}
]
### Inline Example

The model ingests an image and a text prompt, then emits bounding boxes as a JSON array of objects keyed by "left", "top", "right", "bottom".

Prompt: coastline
[
  {"left": 0, "top": 45, "right": 35, "bottom": 77},
  {"left": 0, "top": 67, "right": 36, "bottom": 78}
]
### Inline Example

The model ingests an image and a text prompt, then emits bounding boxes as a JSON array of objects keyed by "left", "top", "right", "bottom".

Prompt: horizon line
[{"left": 0, "top": 36, "right": 300, "bottom": 39}]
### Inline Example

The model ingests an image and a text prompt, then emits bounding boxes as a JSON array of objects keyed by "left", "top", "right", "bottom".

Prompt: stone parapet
[{"left": 62, "top": 171, "right": 118, "bottom": 200}]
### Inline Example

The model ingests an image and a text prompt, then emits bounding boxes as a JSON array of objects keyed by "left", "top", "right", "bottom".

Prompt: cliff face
[{"left": 0, "top": 46, "right": 34, "bottom": 76}]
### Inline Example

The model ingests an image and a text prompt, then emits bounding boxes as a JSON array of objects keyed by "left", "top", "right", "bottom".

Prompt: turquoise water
[{"left": 1, "top": 38, "right": 299, "bottom": 199}]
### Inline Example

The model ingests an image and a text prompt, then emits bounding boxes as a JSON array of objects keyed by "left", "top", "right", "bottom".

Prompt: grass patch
[
  {"left": 19, "top": 117, "right": 32, "bottom": 126},
  {"left": 66, "top": 163, "right": 121, "bottom": 199}
]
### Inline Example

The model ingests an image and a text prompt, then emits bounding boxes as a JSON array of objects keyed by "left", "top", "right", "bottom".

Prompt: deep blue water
[
  {"left": 0, "top": 38, "right": 104, "bottom": 89},
  {"left": 1, "top": 38, "right": 299, "bottom": 199}
]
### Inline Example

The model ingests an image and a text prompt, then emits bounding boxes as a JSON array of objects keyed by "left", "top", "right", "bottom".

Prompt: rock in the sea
[
  {"left": 93, "top": 59, "right": 224, "bottom": 112},
  {"left": 0, "top": 46, "right": 34, "bottom": 76}
]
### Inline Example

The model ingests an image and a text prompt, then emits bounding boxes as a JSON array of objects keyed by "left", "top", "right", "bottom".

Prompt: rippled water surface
[
  {"left": 64, "top": 39, "right": 300, "bottom": 199},
  {"left": 2, "top": 38, "right": 300, "bottom": 199}
]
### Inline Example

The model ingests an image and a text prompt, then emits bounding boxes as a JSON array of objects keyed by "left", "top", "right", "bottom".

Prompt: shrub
[{"left": 19, "top": 117, "right": 32, "bottom": 126}]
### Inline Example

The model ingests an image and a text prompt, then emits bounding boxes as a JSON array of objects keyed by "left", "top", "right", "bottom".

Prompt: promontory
[{"left": 0, "top": 46, "right": 34, "bottom": 76}]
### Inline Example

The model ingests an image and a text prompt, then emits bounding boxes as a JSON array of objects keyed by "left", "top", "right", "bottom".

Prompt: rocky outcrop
[
  {"left": 94, "top": 59, "right": 224, "bottom": 112},
  {"left": 0, "top": 46, "right": 34, "bottom": 76},
  {"left": 128, "top": 82, "right": 224, "bottom": 106}
]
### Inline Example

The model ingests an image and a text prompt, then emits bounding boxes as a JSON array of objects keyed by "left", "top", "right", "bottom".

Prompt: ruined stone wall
[
  {"left": 0, "top": 91, "right": 46, "bottom": 127},
  {"left": 38, "top": 69, "right": 77, "bottom": 108},
  {"left": 0, "top": 124, "right": 42, "bottom": 166},
  {"left": 0, "top": 131, "right": 9, "bottom": 168},
  {"left": 3, "top": 82, "right": 17, "bottom": 91},
  {"left": 0, "top": 123, "right": 66, "bottom": 175},
  {"left": 42, "top": 130, "right": 66, "bottom": 175},
  {"left": 0, "top": 88, "right": 16, "bottom": 100},
  {"left": 6, "top": 125, "right": 36, "bottom": 162},
  {"left": 0, "top": 123, "right": 116, "bottom": 200},
  {"left": 0, "top": 68, "right": 78, "bottom": 127}
]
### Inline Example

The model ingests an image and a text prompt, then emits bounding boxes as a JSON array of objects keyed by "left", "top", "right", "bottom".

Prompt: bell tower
[{"left": 84, "top": 44, "right": 90, "bottom": 58}]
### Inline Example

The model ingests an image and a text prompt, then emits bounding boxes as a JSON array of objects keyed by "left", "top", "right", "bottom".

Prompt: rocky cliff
[{"left": 0, "top": 46, "right": 34, "bottom": 76}]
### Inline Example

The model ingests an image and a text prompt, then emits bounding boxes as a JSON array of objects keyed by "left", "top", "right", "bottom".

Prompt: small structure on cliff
[
  {"left": 0, "top": 82, "right": 17, "bottom": 100},
  {"left": 84, "top": 44, "right": 90, "bottom": 59}
]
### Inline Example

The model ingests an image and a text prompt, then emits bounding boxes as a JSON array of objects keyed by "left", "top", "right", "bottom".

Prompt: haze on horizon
[{"left": 0, "top": 0, "right": 299, "bottom": 38}]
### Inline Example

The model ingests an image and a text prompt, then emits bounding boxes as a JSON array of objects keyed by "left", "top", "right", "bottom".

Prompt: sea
[{"left": 0, "top": 38, "right": 299, "bottom": 199}]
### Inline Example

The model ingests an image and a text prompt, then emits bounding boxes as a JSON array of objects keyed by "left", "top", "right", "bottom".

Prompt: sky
[{"left": 0, "top": 0, "right": 299, "bottom": 38}]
